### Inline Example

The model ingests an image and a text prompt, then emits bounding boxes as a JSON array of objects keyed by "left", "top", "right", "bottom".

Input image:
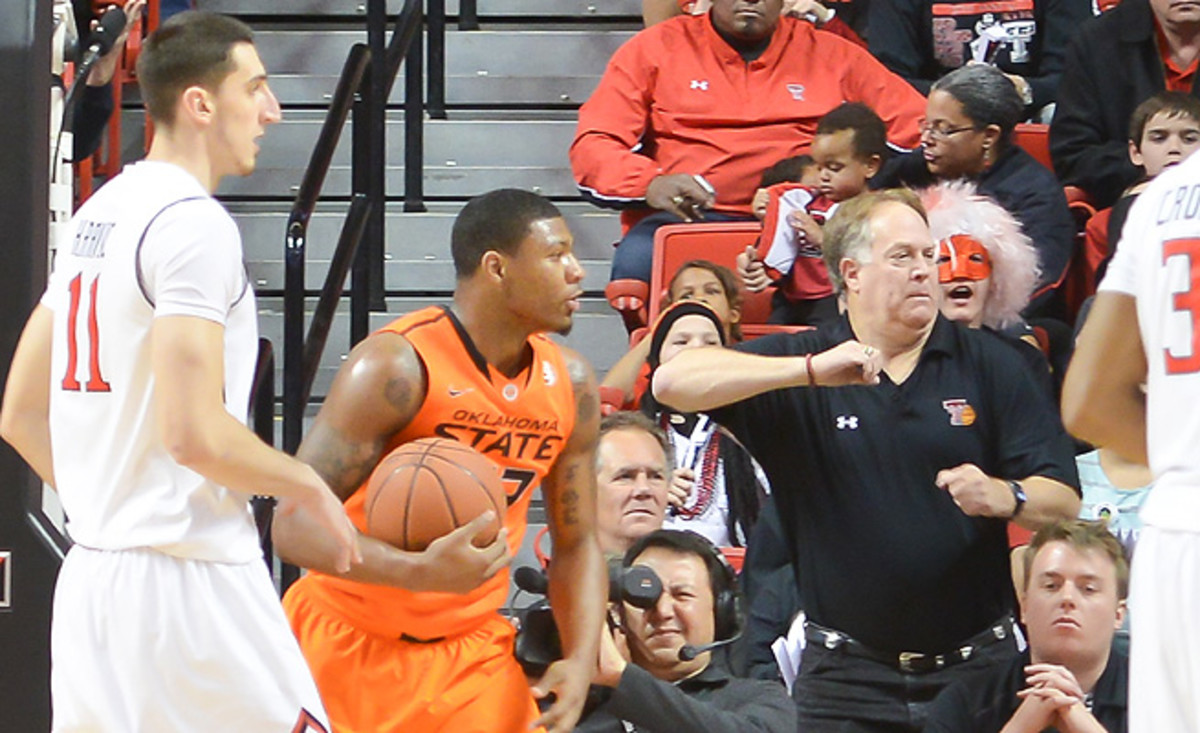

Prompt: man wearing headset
[{"left": 576, "top": 529, "right": 795, "bottom": 732}]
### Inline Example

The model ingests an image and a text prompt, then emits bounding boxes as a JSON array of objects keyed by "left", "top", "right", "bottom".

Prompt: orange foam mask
[{"left": 938, "top": 234, "right": 992, "bottom": 282}]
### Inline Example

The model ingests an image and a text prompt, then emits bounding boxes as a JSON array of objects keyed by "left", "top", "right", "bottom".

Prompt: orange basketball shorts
[{"left": 284, "top": 580, "right": 542, "bottom": 733}]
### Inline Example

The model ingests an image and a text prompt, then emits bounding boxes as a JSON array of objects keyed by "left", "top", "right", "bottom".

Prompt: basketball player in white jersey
[
  {"left": 1, "top": 11, "right": 358, "bottom": 731},
  {"left": 1063, "top": 148, "right": 1200, "bottom": 731}
]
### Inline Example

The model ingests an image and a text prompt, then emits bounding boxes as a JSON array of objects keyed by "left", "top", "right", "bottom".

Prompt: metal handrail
[
  {"left": 282, "top": 44, "right": 370, "bottom": 455},
  {"left": 281, "top": 0, "right": 424, "bottom": 456}
]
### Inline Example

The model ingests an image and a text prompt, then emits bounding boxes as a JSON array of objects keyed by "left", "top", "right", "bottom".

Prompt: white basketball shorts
[{"left": 51, "top": 546, "right": 329, "bottom": 732}]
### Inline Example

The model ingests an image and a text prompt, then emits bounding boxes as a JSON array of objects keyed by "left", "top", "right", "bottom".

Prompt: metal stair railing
[{"left": 264, "top": 0, "right": 423, "bottom": 590}]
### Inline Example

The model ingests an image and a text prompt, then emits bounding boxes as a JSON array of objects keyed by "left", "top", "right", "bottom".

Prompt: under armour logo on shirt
[
  {"left": 836, "top": 415, "right": 859, "bottom": 430},
  {"left": 690, "top": 79, "right": 709, "bottom": 91},
  {"left": 787, "top": 83, "right": 805, "bottom": 100}
]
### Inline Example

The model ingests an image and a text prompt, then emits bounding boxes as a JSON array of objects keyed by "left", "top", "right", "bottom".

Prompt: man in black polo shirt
[{"left": 652, "top": 189, "right": 1080, "bottom": 732}]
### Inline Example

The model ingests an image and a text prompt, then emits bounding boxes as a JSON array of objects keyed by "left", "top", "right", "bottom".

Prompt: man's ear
[
  {"left": 481, "top": 250, "right": 505, "bottom": 282},
  {"left": 840, "top": 257, "right": 862, "bottom": 295},
  {"left": 1114, "top": 598, "right": 1128, "bottom": 629},
  {"left": 179, "top": 85, "right": 213, "bottom": 126}
]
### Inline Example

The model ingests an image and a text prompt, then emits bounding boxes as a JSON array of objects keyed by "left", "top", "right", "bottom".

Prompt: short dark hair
[
  {"left": 137, "top": 11, "right": 254, "bottom": 127},
  {"left": 1129, "top": 91, "right": 1200, "bottom": 148},
  {"left": 623, "top": 529, "right": 736, "bottom": 613},
  {"left": 450, "top": 189, "right": 563, "bottom": 279},
  {"left": 598, "top": 411, "right": 674, "bottom": 471},
  {"left": 1023, "top": 519, "right": 1130, "bottom": 600},
  {"left": 759, "top": 155, "right": 816, "bottom": 188},
  {"left": 816, "top": 102, "right": 889, "bottom": 162},
  {"left": 666, "top": 260, "right": 744, "bottom": 342},
  {"left": 931, "top": 65, "right": 1025, "bottom": 146}
]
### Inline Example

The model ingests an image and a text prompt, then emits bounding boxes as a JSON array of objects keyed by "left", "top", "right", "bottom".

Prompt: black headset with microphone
[{"left": 618, "top": 529, "right": 745, "bottom": 662}]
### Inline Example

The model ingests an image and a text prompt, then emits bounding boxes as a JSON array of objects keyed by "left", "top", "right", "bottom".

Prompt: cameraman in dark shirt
[{"left": 577, "top": 529, "right": 794, "bottom": 733}]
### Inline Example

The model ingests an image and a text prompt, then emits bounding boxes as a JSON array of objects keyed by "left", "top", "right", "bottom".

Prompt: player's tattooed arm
[
  {"left": 296, "top": 332, "right": 426, "bottom": 499},
  {"left": 274, "top": 331, "right": 435, "bottom": 582},
  {"left": 534, "top": 347, "right": 606, "bottom": 733}
]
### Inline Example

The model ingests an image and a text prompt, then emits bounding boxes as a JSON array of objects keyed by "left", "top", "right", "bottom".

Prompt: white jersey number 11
[{"left": 61, "top": 273, "right": 111, "bottom": 393}]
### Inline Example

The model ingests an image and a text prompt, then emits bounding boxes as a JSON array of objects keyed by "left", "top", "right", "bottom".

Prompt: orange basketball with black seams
[{"left": 364, "top": 438, "right": 505, "bottom": 551}]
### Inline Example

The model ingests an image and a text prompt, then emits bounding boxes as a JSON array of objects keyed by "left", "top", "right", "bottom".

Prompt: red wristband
[{"left": 806, "top": 353, "right": 818, "bottom": 387}]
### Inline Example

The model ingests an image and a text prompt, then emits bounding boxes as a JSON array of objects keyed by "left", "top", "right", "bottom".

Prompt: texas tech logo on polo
[
  {"left": 942, "top": 399, "right": 977, "bottom": 427},
  {"left": 434, "top": 409, "right": 564, "bottom": 461}
]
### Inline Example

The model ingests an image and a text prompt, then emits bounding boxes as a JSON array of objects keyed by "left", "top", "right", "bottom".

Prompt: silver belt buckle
[
  {"left": 898, "top": 651, "right": 925, "bottom": 673},
  {"left": 822, "top": 630, "right": 843, "bottom": 650}
]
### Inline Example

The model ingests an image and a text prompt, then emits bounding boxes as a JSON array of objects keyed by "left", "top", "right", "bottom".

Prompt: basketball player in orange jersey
[{"left": 273, "top": 188, "right": 607, "bottom": 733}]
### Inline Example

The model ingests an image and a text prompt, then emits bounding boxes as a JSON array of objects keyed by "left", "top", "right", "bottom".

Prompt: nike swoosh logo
[{"left": 448, "top": 387, "right": 474, "bottom": 398}]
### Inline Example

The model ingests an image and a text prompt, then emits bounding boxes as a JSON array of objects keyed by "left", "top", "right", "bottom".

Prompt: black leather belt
[{"left": 803, "top": 617, "right": 1014, "bottom": 674}]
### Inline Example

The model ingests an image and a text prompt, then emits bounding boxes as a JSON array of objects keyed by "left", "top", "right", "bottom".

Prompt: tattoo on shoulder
[{"left": 383, "top": 375, "right": 415, "bottom": 412}]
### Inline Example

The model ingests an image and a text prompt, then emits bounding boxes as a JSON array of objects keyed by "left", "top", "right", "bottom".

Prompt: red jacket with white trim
[{"left": 570, "top": 13, "right": 925, "bottom": 216}]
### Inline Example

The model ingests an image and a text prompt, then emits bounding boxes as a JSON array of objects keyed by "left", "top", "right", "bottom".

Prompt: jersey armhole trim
[{"left": 134, "top": 195, "right": 214, "bottom": 308}]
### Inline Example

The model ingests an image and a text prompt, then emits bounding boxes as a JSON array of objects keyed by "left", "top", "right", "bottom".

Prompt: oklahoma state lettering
[{"left": 433, "top": 412, "right": 564, "bottom": 461}]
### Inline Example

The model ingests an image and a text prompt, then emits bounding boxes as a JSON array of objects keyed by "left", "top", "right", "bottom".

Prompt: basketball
[{"left": 364, "top": 438, "right": 506, "bottom": 551}]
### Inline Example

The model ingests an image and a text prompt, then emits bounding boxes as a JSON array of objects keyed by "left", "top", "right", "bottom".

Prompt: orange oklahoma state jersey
[{"left": 308, "top": 306, "right": 577, "bottom": 640}]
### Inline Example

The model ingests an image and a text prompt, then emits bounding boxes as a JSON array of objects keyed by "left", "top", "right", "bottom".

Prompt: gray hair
[
  {"left": 823, "top": 189, "right": 928, "bottom": 295},
  {"left": 596, "top": 411, "right": 674, "bottom": 473},
  {"left": 931, "top": 65, "right": 1025, "bottom": 145}
]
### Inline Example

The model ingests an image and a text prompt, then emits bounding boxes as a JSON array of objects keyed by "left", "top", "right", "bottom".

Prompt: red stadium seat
[
  {"left": 1013, "top": 124, "right": 1099, "bottom": 324},
  {"left": 649, "top": 222, "right": 779, "bottom": 328},
  {"left": 1014, "top": 122, "right": 1053, "bottom": 171},
  {"left": 605, "top": 279, "right": 650, "bottom": 333}
]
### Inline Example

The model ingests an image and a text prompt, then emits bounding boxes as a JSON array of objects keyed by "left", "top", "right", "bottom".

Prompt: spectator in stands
[
  {"left": 596, "top": 412, "right": 674, "bottom": 558},
  {"left": 642, "top": 301, "right": 770, "bottom": 547},
  {"left": 643, "top": 0, "right": 868, "bottom": 45},
  {"left": 875, "top": 64, "right": 1075, "bottom": 319},
  {"left": 738, "top": 102, "right": 888, "bottom": 326},
  {"left": 924, "top": 520, "right": 1129, "bottom": 733},
  {"left": 653, "top": 189, "right": 1080, "bottom": 731},
  {"left": 923, "top": 181, "right": 1040, "bottom": 333},
  {"left": 868, "top": 0, "right": 1090, "bottom": 119},
  {"left": 571, "top": 0, "right": 925, "bottom": 289},
  {"left": 733, "top": 180, "right": 1052, "bottom": 681},
  {"left": 577, "top": 529, "right": 796, "bottom": 732},
  {"left": 1050, "top": 0, "right": 1200, "bottom": 210},
  {"left": 1088, "top": 92, "right": 1200, "bottom": 286},
  {"left": 751, "top": 154, "right": 819, "bottom": 220},
  {"left": 601, "top": 260, "right": 743, "bottom": 412},
  {"left": 919, "top": 181, "right": 1055, "bottom": 395}
]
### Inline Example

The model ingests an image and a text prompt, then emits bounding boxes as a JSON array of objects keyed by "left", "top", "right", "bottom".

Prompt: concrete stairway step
[
  {"left": 231, "top": 201, "right": 621, "bottom": 292},
  {"left": 119, "top": 114, "right": 585, "bottom": 199},
  {"left": 252, "top": 29, "right": 633, "bottom": 106}
]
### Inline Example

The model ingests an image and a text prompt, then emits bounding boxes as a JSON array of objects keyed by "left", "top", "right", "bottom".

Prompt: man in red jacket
[{"left": 571, "top": 0, "right": 925, "bottom": 287}]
